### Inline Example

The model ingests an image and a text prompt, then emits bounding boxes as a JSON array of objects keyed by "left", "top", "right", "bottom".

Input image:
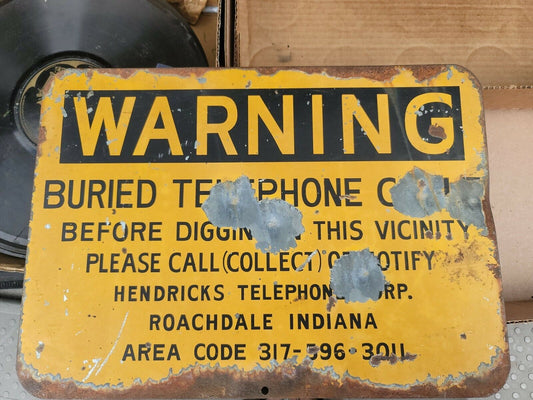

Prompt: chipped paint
[
  {"left": 202, "top": 176, "right": 304, "bottom": 253},
  {"left": 35, "top": 342, "right": 44, "bottom": 360},
  {"left": 369, "top": 352, "right": 417, "bottom": 367},
  {"left": 447, "top": 178, "right": 486, "bottom": 231},
  {"left": 330, "top": 249, "right": 386, "bottom": 303},
  {"left": 390, "top": 167, "right": 487, "bottom": 233}
]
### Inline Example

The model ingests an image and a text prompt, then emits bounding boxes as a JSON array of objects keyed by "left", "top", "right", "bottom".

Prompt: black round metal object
[{"left": 0, "top": 0, "right": 207, "bottom": 257}]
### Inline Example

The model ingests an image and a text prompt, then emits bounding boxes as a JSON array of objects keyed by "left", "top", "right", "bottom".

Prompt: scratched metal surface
[
  {"left": 17, "top": 66, "right": 508, "bottom": 398},
  {"left": 2, "top": 299, "right": 532, "bottom": 400}
]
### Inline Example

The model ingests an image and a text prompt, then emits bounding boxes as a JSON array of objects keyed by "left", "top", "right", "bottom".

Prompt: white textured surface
[
  {"left": 497, "top": 323, "right": 533, "bottom": 400},
  {"left": 0, "top": 299, "right": 34, "bottom": 400},
  {"left": 1, "top": 298, "right": 532, "bottom": 399}
]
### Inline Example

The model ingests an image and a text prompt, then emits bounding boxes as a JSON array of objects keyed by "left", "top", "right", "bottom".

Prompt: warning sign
[{"left": 19, "top": 66, "right": 509, "bottom": 398}]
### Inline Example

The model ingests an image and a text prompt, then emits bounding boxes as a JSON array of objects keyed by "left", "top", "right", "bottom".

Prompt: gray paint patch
[
  {"left": 330, "top": 249, "right": 386, "bottom": 303},
  {"left": 253, "top": 199, "right": 304, "bottom": 253},
  {"left": 200, "top": 176, "right": 259, "bottom": 229},
  {"left": 447, "top": 178, "right": 486, "bottom": 230},
  {"left": 390, "top": 167, "right": 487, "bottom": 233},
  {"left": 389, "top": 167, "right": 446, "bottom": 218},
  {"left": 202, "top": 176, "right": 304, "bottom": 254}
]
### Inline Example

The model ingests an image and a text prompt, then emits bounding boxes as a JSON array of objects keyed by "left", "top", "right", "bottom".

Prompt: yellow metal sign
[{"left": 19, "top": 66, "right": 509, "bottom": 398}]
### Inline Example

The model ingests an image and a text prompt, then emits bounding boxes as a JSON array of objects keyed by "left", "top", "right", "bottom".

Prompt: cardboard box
[
  {"left": 229, "top": 0, "right": 533, "bottom": 317},
  {"left": 484, "top": 89, "right": 533, "bottom": 304},
  {"left": 232, "top": 0, "right": 533, "bottom": 87}
]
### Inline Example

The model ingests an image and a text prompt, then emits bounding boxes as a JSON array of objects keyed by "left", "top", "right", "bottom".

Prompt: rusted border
[
  {"left": 80, "top": 64, "right": 449, "bottom": 82},
  {"left": 18, "top": 348, "right": 509, "bottom": 398}
]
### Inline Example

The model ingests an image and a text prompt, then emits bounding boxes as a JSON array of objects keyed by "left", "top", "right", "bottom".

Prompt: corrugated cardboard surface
[
  {"left": 234, "top": 0, "right": 533, "bottom": 87},
  {"left": 192, "top": 9, "right": 218, "bottom": 66},
  {"left": 484, "top": 90, "right": 533, "bottom": 302}
]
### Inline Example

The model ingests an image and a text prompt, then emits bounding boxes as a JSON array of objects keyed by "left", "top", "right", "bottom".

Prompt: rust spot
[
  {"left": 425, "top": 230, "right": 434, "bottom": 239},
  {"left": 370, "top": 353, "right": 398, "bottom": 367},
  {"left": 244, "top": 65, "right": 410, "bottom": 83},
  {"left": 307, "top": 345, "right": 319, "bottom": 355},
  {"left": 338, "top": 194, "right": 358, "bottom": 201},
  {"left": 112, "top": 69, "right": 140, "bottom": 80},
  {"left": 417, "top": 179, "right": 426, "bottom": 188},
  {"left": 290, "top": 64, "right": 448, "bottom": 83},
  {"left": 37, "top": 126, "right": 47, "bottom": 156},
  {"left": 110, "top": 66, "right": 397, "bottom": 84},
  {"left": 42, "top": 70, "right": 60, "bottom": 98},
  {"left": 428, "top": 124, "right": 447, "bottom": 139},
  {"left": 435, "top": 231, "right": 442, "bottom": 240},
  {"left": 481, "top": 190, "right": 505, "bottom": 282},
  {"left": 370, "top": 352, "right": 417, "bottom": 367},
  {"left": 326, "top": 295, "right": 337, "bottom": 312},
  {"left": 284, "top": 65, "right": 402, "bottom": 82},
  {"left": 456, "top": 249, "right": 465, "bottom": 263},
  {"left": 402, "top": 352, "right": 418, "bottom": 362},
  {"left": 36, "top": 343, "right": 44, "bottom": 353},
  {"left": 121, "top": 247, "right": 127, "bottom": 254},
  {"left": 441, "top": 240, "right": 495, "bottom": 283},
  {"left": 410, "top": 65, "right": 449, "bottom": 82},
  {"left": 461, "top": 333, "right": 467, "bottom": 340},
  {"left": 81, "top": 68, "right": 139, "bottom": 80},
  {"left": 487, "top": 263, "right": 501, "bottom": 280},
  {"left": 446, "top": 232, "right": 453, "bottom": 240}
]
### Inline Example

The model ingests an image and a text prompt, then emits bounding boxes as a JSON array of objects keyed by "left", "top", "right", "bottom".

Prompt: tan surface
[
  {"left": 485, "top": 101, "right": 533, "bottom": 302},
  {"left": 192, "top": 11, "right": 218, "bottom": 66},
  {"left": 234, "top": 0, "right": 533, "bottom": 87},
  {"left": 505, "top": 301, "right": 533, "bottom": 322}
]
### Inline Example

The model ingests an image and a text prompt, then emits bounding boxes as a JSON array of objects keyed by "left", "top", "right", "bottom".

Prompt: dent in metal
[
  {"left": 390, "top": 167, "right": 487, "bottom": 233},
  {"left": 201, "top": 176, "right": 304, "bottom": 254},
  {"left": 330, "top": 249, "right": 386, "bottom": 303}
]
